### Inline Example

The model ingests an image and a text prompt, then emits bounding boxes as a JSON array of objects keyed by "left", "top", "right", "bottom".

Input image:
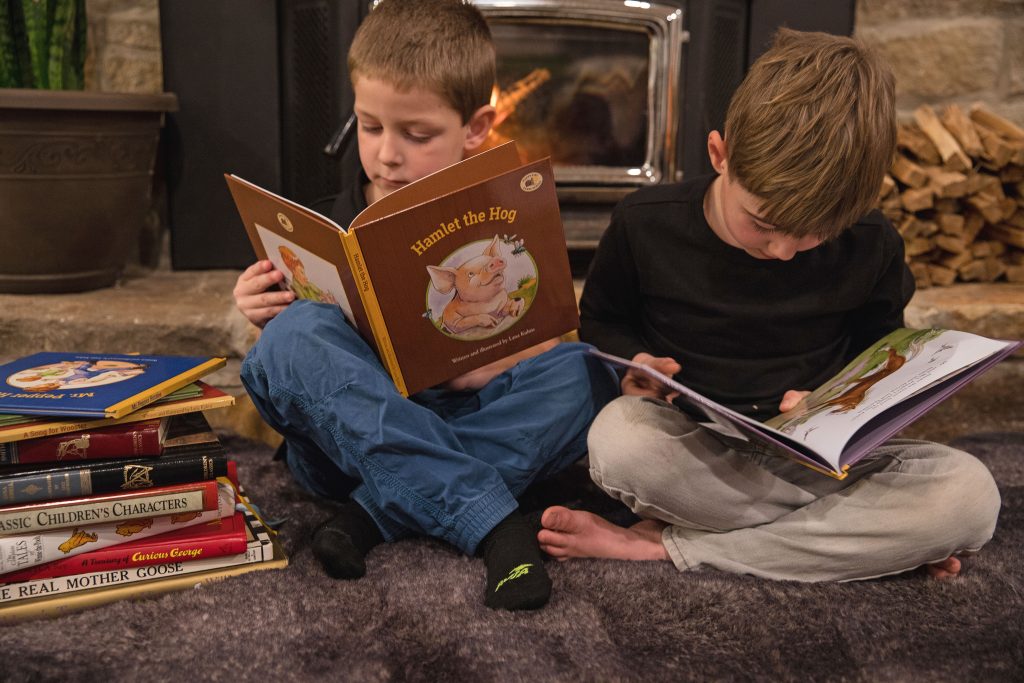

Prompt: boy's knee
[
  {"left": 900, "top": 444, "right": 1001, "bottom": 550},
  {"left": 939, "top": 448, "right": 1000, "bottom": 546},
  {"left": 587, "top": 396, "right": 671, "bottom": 486}
]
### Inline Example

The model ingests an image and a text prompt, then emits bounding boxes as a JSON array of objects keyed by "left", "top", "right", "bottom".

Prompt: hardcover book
[
  {"left": 0, "top": 353, "right": 226, "bottom": 419},
  {"left": 0, "top": 381, "right": 234, "bottom": 445},
  {"left": 0, "top": 480, "right": 236, "bottom": 574},
  {"left": 0, "top": 452, "right": 229, "bottom": 505},
  {"left": 0, "top": 479, "right": 221, "bottom": 536},
  {"left": 0, "top": 382, "right": 202, "bottom": 428},
  {"left": 226, "top": 141, "right": 580, "bottom": 396},
  {"left": 0, "top": 418, "right": 166, "bottom": 465},
  {"left": 0, "top": 510, "right": 248, "bottom": 583},
  {"left": 592, "top": 328, "right": 1022, "bottom": 479},
  {"left": 0, "top": 501, "right": 285, "bottom": 622}
]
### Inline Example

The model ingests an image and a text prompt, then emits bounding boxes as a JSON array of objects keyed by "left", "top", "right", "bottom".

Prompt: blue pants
[{"left": 241, "top": 300, "right": 618, "bottom": 555}]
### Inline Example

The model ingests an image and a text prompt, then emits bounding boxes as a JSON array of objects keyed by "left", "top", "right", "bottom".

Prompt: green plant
[{"left": 0, "top": 0, "right": 86, "bottom": 89}]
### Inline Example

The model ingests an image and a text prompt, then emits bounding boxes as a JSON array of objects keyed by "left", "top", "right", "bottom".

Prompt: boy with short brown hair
[
  {"left": 539, "top": 29, "right": 1000, "bottom": 582},
  {"left": 236, "top": 0, "right": 617, "bottom": 611}
]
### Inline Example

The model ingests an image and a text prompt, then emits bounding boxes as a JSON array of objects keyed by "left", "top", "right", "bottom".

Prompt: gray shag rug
[{"left": 1, "top": 431, "right": 1022, "bottom": 682}]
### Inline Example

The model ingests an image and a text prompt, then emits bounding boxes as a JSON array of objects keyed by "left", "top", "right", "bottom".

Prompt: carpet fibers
[{"left": 1, "top": 432, "right": 1022, "bottom": 682}]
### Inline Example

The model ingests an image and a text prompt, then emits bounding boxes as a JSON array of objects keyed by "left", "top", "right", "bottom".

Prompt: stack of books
[{"left": 0, "top": 352, "right": 287, "bottom": 622}]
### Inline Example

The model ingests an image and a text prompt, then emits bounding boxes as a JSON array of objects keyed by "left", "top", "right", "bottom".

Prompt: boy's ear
[
  {"left": 463, "top": 104, "right": 497, "bottom": 152},
  {"left": 707, "top": 130, "right": 728, "bottom": 175}
]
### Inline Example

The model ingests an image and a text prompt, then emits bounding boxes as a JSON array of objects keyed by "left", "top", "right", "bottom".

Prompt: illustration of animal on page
[{"left": 425, "top": 234, "right": 538, "bottom": 340}]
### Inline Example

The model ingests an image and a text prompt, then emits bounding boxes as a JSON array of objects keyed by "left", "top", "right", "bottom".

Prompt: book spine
[
  {"left": 0, "top": 420, "right": 163, "bottom": 466},
  {"left": 0, "top": 505, "right": 271, "bottom": 605},
  {"left": 0, "top": 479, "right": 219, "bottom": 536},
  {"left": 0, "top": 513, "right": 247, "bottom": 583},
  {"left": 0, "top": 387, "right": 234, "bottom": 445},
  {"left": 0, "top": 454, "right": 228, "bottom": 505},
  {"left": 105, "top": 357, "right": 226, "bottom": 419},
  {"left": 0, "top": 542, "right": 253, "bottom": 605},
  {"left": 0, "top": 482, "right": 235, "bottom": 574},
  {"left": 341, "top": 231, "right": 408, "bottom": 395}
]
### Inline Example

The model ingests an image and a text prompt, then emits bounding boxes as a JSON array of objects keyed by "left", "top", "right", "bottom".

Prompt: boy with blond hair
[
  {"left": 236, "top": 0, "right": 616, "bottom": 610},
  {"left": 538, "top": 29, "right": 1001, "bottom": 581}
]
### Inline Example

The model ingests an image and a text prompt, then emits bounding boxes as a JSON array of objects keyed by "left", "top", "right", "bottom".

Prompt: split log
[
  {"left": 897, "top": 124, "right": 942, "bottom": 165},
  {"left": 914, "top": 105, "right": 971, "bottom": 172},
  {"left": 969, "top": 104, "right": 1024, "bottom": 141},
  {"left": 882, "top": 104, "right": 1024, "bottom": 286},
  {"left": 891, "top": 154, "right": 929, "bottom": 188},
  {"left": 941, "top": 104, "right": 985, "bottom": 157}
]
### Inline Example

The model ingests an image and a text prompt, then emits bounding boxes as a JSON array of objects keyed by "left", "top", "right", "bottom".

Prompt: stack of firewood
[{"left": 878, "top": 103, "right": 1024, "bottom": 287}]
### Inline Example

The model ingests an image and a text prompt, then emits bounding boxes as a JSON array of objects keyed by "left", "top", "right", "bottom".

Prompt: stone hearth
[{"left": 0, "top": 271, "right": 1020, "bottom": 445}]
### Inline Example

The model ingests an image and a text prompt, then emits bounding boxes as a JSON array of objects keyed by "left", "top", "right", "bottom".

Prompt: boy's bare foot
[
  {"left": 537, "top": 506, "right": 670, "bottom": 561},
  {"left": 926, "top": 556, "right": 962, "bottom": 580}
]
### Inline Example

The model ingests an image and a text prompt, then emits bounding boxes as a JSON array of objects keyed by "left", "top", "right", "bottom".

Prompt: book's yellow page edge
[{"left": 104, "top": 358, "right": 226, "bottom": 419}]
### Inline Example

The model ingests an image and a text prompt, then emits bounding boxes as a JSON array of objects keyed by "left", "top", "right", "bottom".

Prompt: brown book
[{"left": 226, "top": 142, "right": 580, "bottom": 396}]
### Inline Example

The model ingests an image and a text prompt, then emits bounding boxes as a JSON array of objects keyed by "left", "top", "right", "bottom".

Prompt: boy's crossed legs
[
  {"left": 242, "top": 300, "right": 616, "bottom": 610},
  {"left": 539, "top": 395, "right": 1000, "bottom": 582}
]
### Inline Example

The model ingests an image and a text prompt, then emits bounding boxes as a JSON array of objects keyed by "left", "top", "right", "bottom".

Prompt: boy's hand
[
  {"left": 778, "top": 390, "right": 811, "bottom": 414},
  {"left": 622, "top": 353, "right": 682, "bottom": 401},
  {"left": 440, "top": 338, "right": 560, "bottom": 392},
  {"left": 233, "top": 260, "right": 295, "bottom": 329}
]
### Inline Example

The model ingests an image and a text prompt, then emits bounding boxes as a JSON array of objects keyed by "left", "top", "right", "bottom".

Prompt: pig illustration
[{"left": 427, "top": 235, "right": 525, "bottom": 334}]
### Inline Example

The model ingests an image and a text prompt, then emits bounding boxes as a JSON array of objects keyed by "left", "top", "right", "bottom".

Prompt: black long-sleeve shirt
[{"left": 579, "top": 175, "right": 915, "bottom": 421}]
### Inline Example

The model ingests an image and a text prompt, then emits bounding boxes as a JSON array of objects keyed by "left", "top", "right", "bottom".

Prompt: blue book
[{"left": 0, "top": 353, "right": 225, "bottom": 419}]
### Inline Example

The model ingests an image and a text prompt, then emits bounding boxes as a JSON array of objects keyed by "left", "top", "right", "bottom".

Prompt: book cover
[
  {"left": 0, "top": 417, "right": 165, "bottom": 465},
  {"left": 0, "top": 452, "right": 229, "bottom": 505},
  {"left": 0, "top": 382, "right": 203, "bottom": 428},
  {"left": 591, "top": 328, "right": 1022, "bottom": 479},
  {"left": 0, "top": 480, "right": 236, "bottom": 574},
  {"left": 0, "top": 510, "right": 248, "bottom": 583},
  {"left": 0, "top": 505, "right": 286, "bottom": 622},
  {"left": 0, "top": 479, "right": 220, "bottom": 536},
  {"left": 226, "top": 141, "right": 580, "bottom": 396},
  {"left": 0, "top": 381, "right": 234, "bottom": 445},
  {"left": 0, "top": 353, "right": 226, "bottom": 419}
]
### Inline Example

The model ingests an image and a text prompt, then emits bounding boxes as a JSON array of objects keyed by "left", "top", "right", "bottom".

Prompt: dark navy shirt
[{"left": 579, "top": 175, "right": 915, "bottom": 421}]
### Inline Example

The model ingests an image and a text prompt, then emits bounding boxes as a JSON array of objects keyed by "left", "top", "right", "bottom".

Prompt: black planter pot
[{"left": 0, "top": 89, "right": 178, "bottom": 293}]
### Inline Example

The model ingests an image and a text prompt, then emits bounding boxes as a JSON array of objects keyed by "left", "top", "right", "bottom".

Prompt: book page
[
  {"left": 255, "top": 225, "right": 355, "bottom": 322},
  {"left": 763, "top": 329, "right": 1013, "bottom": 465}
]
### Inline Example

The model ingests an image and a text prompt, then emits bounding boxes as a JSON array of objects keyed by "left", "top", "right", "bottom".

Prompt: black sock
[
  {"left": 479, "top": 510, "right": 552, "bottom": 611},
  {"left": 311, "top": 502, "right": 383, "bottom": 579}
]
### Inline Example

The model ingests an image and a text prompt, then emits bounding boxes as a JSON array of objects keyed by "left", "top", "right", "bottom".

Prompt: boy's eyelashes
[{"left": 358, "top": 123, "right": 435, "bottom": 144}]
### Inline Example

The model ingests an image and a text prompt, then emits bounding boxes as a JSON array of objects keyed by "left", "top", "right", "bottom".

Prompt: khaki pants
[{"left": 587, "top": 396, "right": 1001, "bottom": 581}]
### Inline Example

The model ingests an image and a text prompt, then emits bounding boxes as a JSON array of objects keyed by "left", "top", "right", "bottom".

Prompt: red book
[
  {"left": 0, "top": 511, "right": 248, "bottom": 582},
  {"left": 0, "top": 419, "right": 165, "bottom": 465}
]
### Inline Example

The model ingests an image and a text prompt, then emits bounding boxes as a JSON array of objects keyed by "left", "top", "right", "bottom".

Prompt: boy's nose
[
  {"left": 767, "top": 239, "right": 799, "bottom": 261},
  {"left": 377, "top": 133, "right": 402, "bottom": 166},
  {"left": 768, "top": 234, "right": 821, "bottom": 260}
]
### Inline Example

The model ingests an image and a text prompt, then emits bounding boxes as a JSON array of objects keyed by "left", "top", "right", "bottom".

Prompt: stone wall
[
  {"left": 856, "top": 0, "right": 1024, "bottom": 125},
  {"left": 83, "top": 0, "right": 1024, "bottom": 125},
  {"left": 84, "top": 0, "right": 162, "bottom": 94}
]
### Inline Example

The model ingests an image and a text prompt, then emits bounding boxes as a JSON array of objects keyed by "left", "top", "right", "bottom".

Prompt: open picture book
[
  {"left": 226, "top": 142, "right": 579, "bottom": 396},
  {"left": 592, "top": 328, "right": 1021, "bottom": 479}
]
